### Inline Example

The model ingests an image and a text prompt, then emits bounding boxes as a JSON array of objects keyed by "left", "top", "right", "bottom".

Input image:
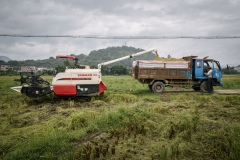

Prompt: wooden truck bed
[{"left": 132, "top": 60, "right": 191, "bottom": 81}]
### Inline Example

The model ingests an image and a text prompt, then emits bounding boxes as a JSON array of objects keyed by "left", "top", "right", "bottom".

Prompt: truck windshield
[
  {"left": 204, "top": 61, "right": 221, "bottom": 71},
  {"left": 213, "top": 61, "right": 221, "bottom": 71}
]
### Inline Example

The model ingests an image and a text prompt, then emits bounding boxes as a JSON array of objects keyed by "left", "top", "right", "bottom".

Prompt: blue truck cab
[{"left": 191, "top": 57, "right": 223, "bottom": 92}]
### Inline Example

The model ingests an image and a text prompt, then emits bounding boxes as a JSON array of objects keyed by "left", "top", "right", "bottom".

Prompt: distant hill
[
  {"left": 83, "top": 46, "right": 156, "bottom": 67},
  {"left": 0, "top": 46, "right": 156, "bottom": 69},
  {"left": 0, "top": 56, "right": 11, "bottom": 62}
]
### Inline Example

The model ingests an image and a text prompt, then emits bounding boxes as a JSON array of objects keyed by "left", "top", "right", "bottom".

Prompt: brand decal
[
  {"left": 77, "top": 73, "right": 98, "bottom": 76},
  {"left": 78, "top": 74, "right": 91, "bottom": 76}
]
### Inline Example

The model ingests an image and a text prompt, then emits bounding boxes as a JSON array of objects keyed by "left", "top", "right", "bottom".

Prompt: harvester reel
[{"left": 15, "top": 72, "right": 52, "bottom": 98}]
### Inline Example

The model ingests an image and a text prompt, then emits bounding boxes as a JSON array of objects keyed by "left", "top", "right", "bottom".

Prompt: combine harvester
[
  {"left": 11, "top": 49, "right": 158, "bottom": 98},
  {"left": 11, "top": 49, "right": 223, "bottom": 98}
]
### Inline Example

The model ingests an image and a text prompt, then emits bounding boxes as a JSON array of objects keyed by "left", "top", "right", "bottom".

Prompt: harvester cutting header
[{"left": 11, "top": 48, "right": 223, "bottom": 98}]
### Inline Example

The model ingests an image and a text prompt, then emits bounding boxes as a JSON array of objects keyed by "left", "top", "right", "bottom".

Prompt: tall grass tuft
[{"left": 3, "top": 132, "right": 74, "bottom": 160}]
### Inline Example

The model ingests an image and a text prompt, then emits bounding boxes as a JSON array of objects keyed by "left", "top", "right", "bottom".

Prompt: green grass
[
  {"left": 0, "top": 75, "right": 240, "bottom": 159},
  {"left": 220, "top": 74, "right": 240, "bottom": 89}
]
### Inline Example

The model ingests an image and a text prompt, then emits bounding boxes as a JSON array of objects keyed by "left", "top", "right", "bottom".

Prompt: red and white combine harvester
[{"left": 11, "top": 49, "right": 157, "bottom": 98}]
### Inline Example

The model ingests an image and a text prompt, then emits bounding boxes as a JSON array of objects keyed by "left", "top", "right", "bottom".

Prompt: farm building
[
  {"left": 0, "top": 65, "right": 13, "bottom": 71},
  {"left": 234, "top": 65, "right": 240, "bottom": 73},
  {"left": 20, "top": 66, "right": 36, "bottom": 72},
  {"left": 37, "top": 67, "right": 48, "bottom": 71}
]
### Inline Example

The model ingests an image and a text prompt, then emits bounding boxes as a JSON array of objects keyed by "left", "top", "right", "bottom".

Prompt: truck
[{"left": 132, "top": 56, "right": 223, "bottom": 93}]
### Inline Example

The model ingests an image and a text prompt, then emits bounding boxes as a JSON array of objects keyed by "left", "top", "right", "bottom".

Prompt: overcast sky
[{"left": 0, "top": 0, "right": 240, "bottom": 66}]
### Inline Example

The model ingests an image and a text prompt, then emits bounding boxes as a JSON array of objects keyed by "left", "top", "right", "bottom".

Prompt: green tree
[
  {"left": 2, "top": 68, "right": 18, "bottom": 76},
  {"left": 110, "top": 65, "right": 128, "bottom": 75},
  {"left": 1, "top": 46, "right": 155, "bottom": 72},
  {"left": 222, "top": 67, "right": 238, "bottom": 74},
  {"left": 101, "top": 66, "right": 110, "bottom": 75}
]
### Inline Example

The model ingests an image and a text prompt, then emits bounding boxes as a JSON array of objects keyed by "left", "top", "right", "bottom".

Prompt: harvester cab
[{"left": 56, "top": 55, "right": 90, "bottom": 69}]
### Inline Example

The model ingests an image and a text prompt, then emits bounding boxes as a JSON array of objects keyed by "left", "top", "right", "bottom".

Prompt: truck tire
[
  {"left": 200, "top": 81, "right": 208, "bottom": 93},
  {"left": 152, "top": 81, "right": 165, "bottom": 93}
]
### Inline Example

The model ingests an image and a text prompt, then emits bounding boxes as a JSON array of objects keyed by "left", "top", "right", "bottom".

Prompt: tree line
[
  {"left": 1, "top": 46, "right": 150, "bottom": 76},
  {"left": 1, "top": 46, "right": 239, "bottom": 75}
]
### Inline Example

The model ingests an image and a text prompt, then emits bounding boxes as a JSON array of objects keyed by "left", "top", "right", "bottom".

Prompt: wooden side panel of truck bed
[{"left": 132, "top": 60, "right": 191, "bottom": 80}]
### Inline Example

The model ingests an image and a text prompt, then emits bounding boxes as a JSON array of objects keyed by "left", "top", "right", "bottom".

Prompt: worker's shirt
[{"left": 206, "top": 69, "right": 213, "bottom": 78}]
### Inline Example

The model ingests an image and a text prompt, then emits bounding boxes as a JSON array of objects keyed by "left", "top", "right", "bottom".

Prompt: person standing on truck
[{"left": 205, "top": 67, "right": 213, "bottom": 93}]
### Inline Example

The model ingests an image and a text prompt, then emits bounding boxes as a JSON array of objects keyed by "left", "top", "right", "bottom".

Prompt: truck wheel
[
  {"left": 152, "top": 81, "right": 165, "bottom": 93},
  {"left": 200, "top": 81, "right": 208, "bottom": 93}
]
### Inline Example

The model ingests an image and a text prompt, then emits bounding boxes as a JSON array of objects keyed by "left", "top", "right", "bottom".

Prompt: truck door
[
  {"left": 212, "top": 61, "right": 222, "bottom": 83},
  {"left": 194, "top": 60, "right": 204, "bottom": 78}
]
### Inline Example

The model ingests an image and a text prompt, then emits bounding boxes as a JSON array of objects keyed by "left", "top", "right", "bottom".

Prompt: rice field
[{"left": 0, "top": 75, "right": 240, "bottom": 160}]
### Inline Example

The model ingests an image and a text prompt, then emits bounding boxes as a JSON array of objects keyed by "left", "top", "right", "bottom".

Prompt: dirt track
[
  {"left": 214, "top": 90, "right": 240, "bottom": 95},
  {"left": 164, "top": 90, "right": 240, "bottom": 94}
]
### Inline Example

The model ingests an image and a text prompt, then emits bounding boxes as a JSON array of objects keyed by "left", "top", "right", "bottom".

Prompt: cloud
[{"left": 0, "top": 0, "right": 240, "bottom": 66}]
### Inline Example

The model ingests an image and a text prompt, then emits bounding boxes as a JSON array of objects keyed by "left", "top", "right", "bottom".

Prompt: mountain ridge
[
  {"left": 0, "top": 56, "right": 12, "bottom": 62},
  {"left": 0, "top": 46, "right": 156, "bottom": 68}
]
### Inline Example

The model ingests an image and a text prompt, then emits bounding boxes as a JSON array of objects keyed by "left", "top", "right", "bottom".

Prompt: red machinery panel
[
  {"left": 53, "top": 84, "right": 76, "bottom": 96},
  {"left": 98, "top": 81, "right": 107, "bottom": 93}
]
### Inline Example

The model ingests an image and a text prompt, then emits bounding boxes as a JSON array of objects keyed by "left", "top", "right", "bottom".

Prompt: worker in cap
[{"left": 205, "top": 66, "right": 213, "bottom": 93}]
